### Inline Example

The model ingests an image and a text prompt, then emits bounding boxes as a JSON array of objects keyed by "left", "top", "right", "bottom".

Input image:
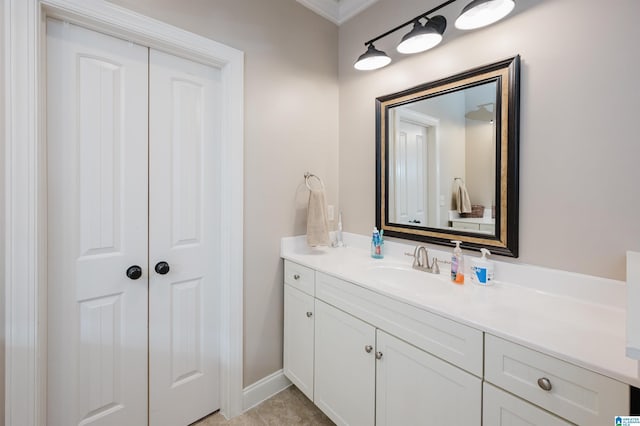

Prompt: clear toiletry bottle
[
  {"left": 371, "top": 227, "right": 384, "bottom": 259},
  {"left": 451, "top": 240, "right": 464, "bottom": 284},
  {"left": 336, "top": 211, "right": 345, "bottom": 247}
]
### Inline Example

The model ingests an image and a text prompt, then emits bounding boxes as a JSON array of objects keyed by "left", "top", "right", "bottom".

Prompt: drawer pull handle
[
  {"left": 537, "top": 377, "right": 552, "bottom": 391},
  {"left": 306, "top": 311, "right": 313, "bottom": 318},
  {"left": 293, "top": 274, "right": 301, "bottom": 280},
  {"left": 365, "top": 345, "right": 373, "bottom": 353},
  {"left": 375, "top": 351, "right": 383, "bottom": 360}
]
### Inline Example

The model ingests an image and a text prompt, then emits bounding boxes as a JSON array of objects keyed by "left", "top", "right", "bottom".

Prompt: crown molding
[{"left": 297, "top": 0, "right": 379, "bottom": 25}]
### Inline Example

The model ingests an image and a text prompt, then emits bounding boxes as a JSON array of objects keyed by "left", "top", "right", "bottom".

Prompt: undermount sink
[{"left": 365, "top": 264, "right": 447, "bottom": 290}]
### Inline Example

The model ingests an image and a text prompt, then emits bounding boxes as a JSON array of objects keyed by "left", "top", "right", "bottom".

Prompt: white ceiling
[{"left": 296, "top": 0, "right": 380, "bottom": 25}]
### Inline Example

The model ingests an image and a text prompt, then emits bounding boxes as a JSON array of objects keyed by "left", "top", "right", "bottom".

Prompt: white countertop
[{"left": 281, "top": 233, "right": 640, "bottom": 387}]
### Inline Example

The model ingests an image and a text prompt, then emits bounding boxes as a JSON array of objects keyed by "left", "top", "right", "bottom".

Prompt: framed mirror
[{"left": 376, "top": 56, "right": 520, "bottom": 257}]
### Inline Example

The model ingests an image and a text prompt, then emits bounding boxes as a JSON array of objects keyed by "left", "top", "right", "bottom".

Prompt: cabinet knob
[
  {"left": 537, "top": 377, "right": 552, "bottom": 391},
  {"left": 375, "top": 351, "right": 383, "bottom": 360},
  {"left": 364, "top": 345, "right": 373, "bottom": 353},
  {"left": 306, "top": 311, "right": 313, "bottom": 318},
  {"left": 293, "top": 274, "right": 301, "bottom": 280}
]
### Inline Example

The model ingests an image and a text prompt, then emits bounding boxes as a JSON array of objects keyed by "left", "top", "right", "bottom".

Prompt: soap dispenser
[
  {"left": 451, "top": 240, "right": 464, "bottom": 284},
  {"left": 471, "top": 248, "right": 494, "bottom": 286}
]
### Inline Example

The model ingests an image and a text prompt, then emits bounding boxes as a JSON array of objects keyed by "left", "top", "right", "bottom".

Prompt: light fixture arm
[{"left": 363, "top": 0, "right": 458, "bottom": 46}]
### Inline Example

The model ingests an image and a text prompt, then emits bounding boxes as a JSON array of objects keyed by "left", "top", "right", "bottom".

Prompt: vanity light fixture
[
  {"left": 354, "top": 43, "right": 392, "bottom": 70},
  {"left": 397, "top": 16, "right": 447, "bottom": 54},
  {"left": 455, "top": 0, "right": 515, "bottom": 30},
  {"left": 354, "top": 0, "right": 515, "bottom": 71}
]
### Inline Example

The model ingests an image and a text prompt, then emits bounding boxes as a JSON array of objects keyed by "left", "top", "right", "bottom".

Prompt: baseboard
[{"left": 242, "top": 369, "right": 292, "bottom": 411}]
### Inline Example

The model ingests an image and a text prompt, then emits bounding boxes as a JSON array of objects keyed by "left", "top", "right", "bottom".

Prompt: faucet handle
[
  {"left": 432, "top": 258, "right": 440, "bottom": 274},
  {"left": 406, "top": 250, "right": 420, "bottom": 269}
]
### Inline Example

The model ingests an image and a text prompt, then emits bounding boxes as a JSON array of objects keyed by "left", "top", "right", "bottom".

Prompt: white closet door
[
  {"left": 46, "top": 19, "right": 149, "bottom": 426},
  {"left": 148, "top": 49, "right": 222, "bottom": 426},
  {"left": 395, "top": 120, "right": 428, "bottom": 226}
]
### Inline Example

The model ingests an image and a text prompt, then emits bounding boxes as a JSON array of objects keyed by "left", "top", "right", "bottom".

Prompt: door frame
[{"left": 3, "top": 1, "right": 245, "bottom": 424}]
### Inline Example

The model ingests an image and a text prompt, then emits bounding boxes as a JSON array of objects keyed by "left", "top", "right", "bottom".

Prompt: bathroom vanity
[{"left": 281, "top": 234, "right": 637, "bottom": 426}]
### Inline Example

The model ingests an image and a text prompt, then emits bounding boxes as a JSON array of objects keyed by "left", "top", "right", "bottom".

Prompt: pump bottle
[
  {"left": 471, "top": 248, "right": 494, "bottom": 285},
  {"left": 451, "top": 240, "right": 464, "bottom": 284}
]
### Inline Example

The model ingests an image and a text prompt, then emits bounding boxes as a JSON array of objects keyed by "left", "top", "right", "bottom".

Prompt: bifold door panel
[
  {"left": 148, "top": 48, "right": 222, "bottom": 426},
  {"left": 46, "top": 19, "right": 220, "bottom": 426}
]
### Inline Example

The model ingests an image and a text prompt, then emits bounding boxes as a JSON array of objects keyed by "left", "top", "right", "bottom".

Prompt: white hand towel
[
  {"left": 454, "top": 179, "right": 472, "bottom": 214},
  {"left": 306, "top": 189, "right": 330, "bottom": 247}
]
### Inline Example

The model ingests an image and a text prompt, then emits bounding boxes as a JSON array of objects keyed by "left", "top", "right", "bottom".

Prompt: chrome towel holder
[{"left": 304, "top": 172, "right": 325, "bottom": 191}]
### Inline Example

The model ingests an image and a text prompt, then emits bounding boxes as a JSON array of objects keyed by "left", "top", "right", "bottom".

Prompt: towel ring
[{"left": 304, "top": 172, "right": 325, "bottom": 191}]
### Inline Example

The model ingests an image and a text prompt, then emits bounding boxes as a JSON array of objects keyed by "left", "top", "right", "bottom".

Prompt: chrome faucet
[{"left": 405, "top": 245, "right": 440, "bottom": 274}]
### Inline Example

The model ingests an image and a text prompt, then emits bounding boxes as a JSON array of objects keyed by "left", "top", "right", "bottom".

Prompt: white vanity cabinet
[
  {"left": 451, "top": 219, "right": 495, "bottom": 233},
  {"left": 283, "top": 285, "right": 315, "bottom": 399},
  {"left": 283, "top": 262, "right": 316, "bottom": 400},
  {"left": 375, "top": 330, "right": 481, "bottom": 425},
  {"left": 314, "top": 300, "right": 376, "bottom": 425},
  {"left": 313, "top": 299, "right": 482, "bottom": 426},
  {"left": 484, "top": 334, "right": 629, "bottom": 426},
  {"left": 483, "top": 382, "right": 572, "bottom": 426},
  {"left": 282, "top": 243, "right": 636, "bottom": 426},
  {"left": 283, "top": 260, "right": 483, "bottom": 425}
]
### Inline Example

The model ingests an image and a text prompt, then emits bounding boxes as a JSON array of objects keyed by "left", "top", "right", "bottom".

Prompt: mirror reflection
[{"left": 387, "top": 81, "right": 497, "bottom": 234}]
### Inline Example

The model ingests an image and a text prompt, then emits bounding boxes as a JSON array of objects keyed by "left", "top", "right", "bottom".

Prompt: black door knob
[
  {"left": 126, "top": 265, "right": 142, "bottom": 280},
  {"left": 155, "top": 261, "right": 170, "bottom": 275}
]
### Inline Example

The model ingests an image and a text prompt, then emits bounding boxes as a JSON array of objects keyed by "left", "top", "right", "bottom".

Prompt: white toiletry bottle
[
  {"left": 451, "top": 240, "right": 464, "bottom": 284},
  {"left": 471, "top": 248, "right": 494, "bottom": 286},
  {"left": 371, "top": 227, "right": 383, "bottom": 259}
]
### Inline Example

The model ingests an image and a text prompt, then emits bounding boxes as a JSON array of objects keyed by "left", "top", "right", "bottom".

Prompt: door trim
[{"left": 3, "top": 1, "right": 245, "bottom": 424}]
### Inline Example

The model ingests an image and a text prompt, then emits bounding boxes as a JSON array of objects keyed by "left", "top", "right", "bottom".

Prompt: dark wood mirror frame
[{"left": 376, "top": 55, "right": 520, "bottom": 257}]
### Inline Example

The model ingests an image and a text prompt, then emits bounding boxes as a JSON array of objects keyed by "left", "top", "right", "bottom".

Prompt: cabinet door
[
  {"left": 314, "top": 300, "right": 376, "bottom": 426},
  {"left": 284, "top": 285, "right": 315, "bottom": 399},
  {"left": 483, "top": 382, "right": 572, "bottom": 426},
  {"left": 375, "top": 330, "right": 481, "bottom": 426}
]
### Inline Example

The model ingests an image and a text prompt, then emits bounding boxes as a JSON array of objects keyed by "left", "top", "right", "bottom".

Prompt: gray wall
[
  {"left": 338, "top": 0, "right": 640, "bottom": 280},
  {"left": 108, "top": 0, "right": 339, "bottom": 387}
]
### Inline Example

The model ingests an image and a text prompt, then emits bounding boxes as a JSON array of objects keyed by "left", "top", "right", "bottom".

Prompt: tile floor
[{"left": 192, "top": 385, "right": 334, "bottom": 425}]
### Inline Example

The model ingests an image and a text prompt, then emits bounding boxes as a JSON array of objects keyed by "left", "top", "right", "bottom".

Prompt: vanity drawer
[
  {"left": 284, "top": 261, "right": 315, "bottom": 296},
  {"left": 315, "top": 272, "right": 483, "bottom": 376},
  {"left": 485, "top": 334, "right": 629, "bottom": 426},
  {"left": 483, "top": 382, "right": 571, "bottom": 426}
]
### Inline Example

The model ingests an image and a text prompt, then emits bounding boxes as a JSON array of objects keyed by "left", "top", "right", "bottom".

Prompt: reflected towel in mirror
[
  {"left": 453, "top": 178, "right": 472, "bottom": 214},
  {"left": 307, "top": 189, "right": 330, "bottom": 246}
]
